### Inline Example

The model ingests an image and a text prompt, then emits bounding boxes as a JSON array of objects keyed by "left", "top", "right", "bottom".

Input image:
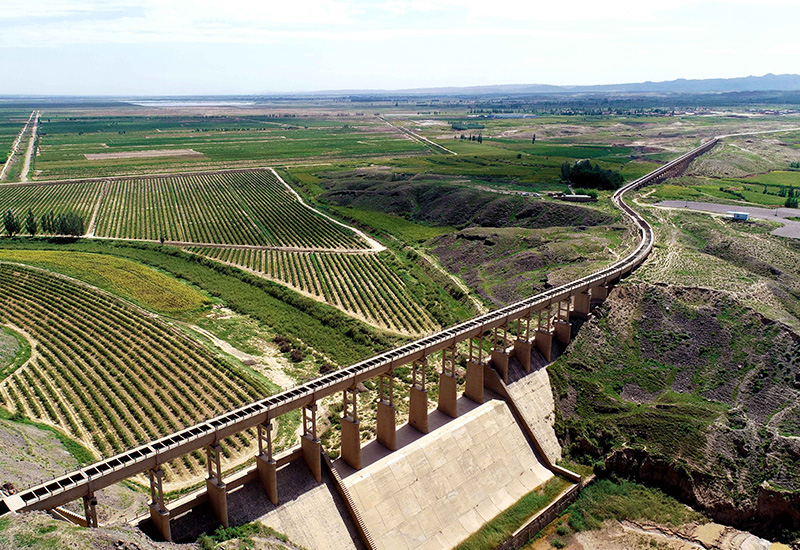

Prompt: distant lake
[{"left": 129, "top": 100, "right": 257, "bottom": 107}]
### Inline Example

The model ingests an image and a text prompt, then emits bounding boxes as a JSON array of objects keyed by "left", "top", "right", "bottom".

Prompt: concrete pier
[
  {"left": 465, "top": 360, "right": 484, "bottom": 403},
  {"left": 490, "top": 348, "right": 510, "bottom": 382},
  {"left": 148, "top": 467, "right": 171, "bottom": 541},
  {"left": 257, "top": 455, "right": 279, "bottom": 505},
  {"left": 377, "top": 401, "right": 397, "bottom": 451},
  {"left": 340, "top": 417, "right": 362, "bottom": 470},
  {"left": 591, "top": 284, "right": 609, "bottom": 301},
  {"left": 437, "top": 372, "right": 458, "bottom": 418},
  {"left": 513, "top": 339, "right": 533, "bottom": 372},
  {"left": 535, "top": 330, "right": 553, "bottom": 362},
  {"left": 572, "top": 291, "right": 591, "bottom": 320},
  {"left": 554, "top": 320, "right": 572, "bottom": 346},
  {"left": 302, "top": 434, "right": 322, "bottom": 483},
  {"left": 149, "top": 503, "right": 171, "bottom": 542},
  {"left": 206, "top": 477, "right": 229, "bottom": 528},
  {"left": 409, "top": 386, "right": 429, "bottom": 433}
]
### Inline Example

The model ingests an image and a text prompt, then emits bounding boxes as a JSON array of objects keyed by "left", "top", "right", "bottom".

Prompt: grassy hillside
[{"left": 550, "top": 195, "right": 800, "bottom": 542}]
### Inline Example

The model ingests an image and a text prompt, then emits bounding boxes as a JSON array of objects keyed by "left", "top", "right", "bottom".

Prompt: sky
[{"left": 1, "top": 0, "right": 798, "bottom": 95}]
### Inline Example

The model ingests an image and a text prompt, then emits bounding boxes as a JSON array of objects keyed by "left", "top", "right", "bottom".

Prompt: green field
[
  {"left": 0, "top": 263, "right": 276, "bottom": 480},
  {"left": 185, "top": 247, "right": 438, "bottom": 335},
  {"left": 0, "top": 181, "right": 103, "bottom": 224},
  {"left": 33, "top": 114, "right": 430, "bottom": 180},
  {"left": 0, "top": 249, "right": 209, "bottom": 314},
  {"left": 645, "top": 173, "right": 800, "bottom": 207},
  {"left": 0, "top": 170, "right": 370, "bottom": 249}
]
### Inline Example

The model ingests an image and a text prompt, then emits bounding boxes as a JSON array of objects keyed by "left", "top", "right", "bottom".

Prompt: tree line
[
  {"left": 560, "top": 159, "right": 624, "bottom": 190},
  {"left": 3, "top": 209, "right": 85, "bottom": 237}
]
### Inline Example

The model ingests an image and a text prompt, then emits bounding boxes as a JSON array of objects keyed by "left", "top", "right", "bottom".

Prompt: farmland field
[
  {"left": 0, "top": 180, "right": 103, "bottom": 222},
  {"left": 185, "top": 247, "right": 438, "bottom": 335},
  {"left": 33, "top": 113, "right": 431, "bottom": 180},
  {"left": 0, "top": 111, "right": 34, "bottom": 165},
  {"left": 0, "top": 249, "right": 210, "bottom": 314},
  {"left": 0, "top": 263, "right": 272, "bottom": 481},
  {"left": 0, "top": 169, "right": 372, "bottom": 249}
]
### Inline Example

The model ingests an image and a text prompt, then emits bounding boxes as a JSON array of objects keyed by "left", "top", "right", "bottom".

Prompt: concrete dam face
[{"left": 337, "top": 398, "right": 554, "bottom": 550}]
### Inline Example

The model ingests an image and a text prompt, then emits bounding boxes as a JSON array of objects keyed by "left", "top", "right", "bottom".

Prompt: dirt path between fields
[
  {"left": 85, "top": 180, "right": 110, "bottom": 238},
  {"left": 269, "top": 167, "right": 386, "bottom": 252},
  {"left": 83, "top": 234, "right": 380, "bottom": 254},
  {"left": 0, "top": 111, "right": 35, "bottom": 182},
  {"left": 378, "top": 116, "right": 458, "bottom": 156},
  {"left": 19, "top": 111, "right": 39, "bottom": 183},
  {"left": 715, "top": 126, "right": 800, "bottom": 139}
]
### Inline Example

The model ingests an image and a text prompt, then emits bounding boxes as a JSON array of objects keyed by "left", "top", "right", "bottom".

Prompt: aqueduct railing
[{"left": 0, "top": 137, "right": 718, "bottom": 541}]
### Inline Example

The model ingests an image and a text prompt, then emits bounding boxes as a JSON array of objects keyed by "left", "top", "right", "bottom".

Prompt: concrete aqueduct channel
[{"left": 0, "top": 137, "right": 719, "bottom": 545}]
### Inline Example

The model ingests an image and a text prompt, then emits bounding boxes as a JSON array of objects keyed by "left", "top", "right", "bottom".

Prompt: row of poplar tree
[{"left": 3, "top": 209, "right": 84, "bottom": 237}]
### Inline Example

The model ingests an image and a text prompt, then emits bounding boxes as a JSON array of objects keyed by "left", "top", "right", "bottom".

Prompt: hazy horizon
[{"left": 2, "top": 0, "right": 798, "bottom": 95}]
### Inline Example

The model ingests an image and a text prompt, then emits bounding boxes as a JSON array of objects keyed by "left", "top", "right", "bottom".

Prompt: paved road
[{"left": 657, "top": 200, "right": 800, "bottom": 238}]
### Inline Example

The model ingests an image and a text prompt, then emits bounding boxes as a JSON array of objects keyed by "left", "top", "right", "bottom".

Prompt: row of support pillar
[
  {"left": 88, "top": 282, "right": 615, "bottom": 543},
  {"left": 145, "top": 442, "right": 232, "bottom": 542},
  {"left": 488, "top": 282, "right": 612, "bottom": 380}
]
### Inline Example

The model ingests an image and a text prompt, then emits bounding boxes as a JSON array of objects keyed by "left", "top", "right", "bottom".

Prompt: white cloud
[{"left": 2, "top": 0, "right": 798, "bottom": 47}]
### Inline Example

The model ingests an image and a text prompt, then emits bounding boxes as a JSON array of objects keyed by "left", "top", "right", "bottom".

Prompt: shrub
[{"left": 290, "top": 349, "right": 304, "bottom": 362}]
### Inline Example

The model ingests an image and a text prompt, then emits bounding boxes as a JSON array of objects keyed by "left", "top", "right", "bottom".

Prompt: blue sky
[{"left": 1, "top": 0, "right": 797, "bottom": 95}]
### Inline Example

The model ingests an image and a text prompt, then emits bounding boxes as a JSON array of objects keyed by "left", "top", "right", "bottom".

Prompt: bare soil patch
[{"left": 84, "top": 148, "right": 204, "bottom": 160}]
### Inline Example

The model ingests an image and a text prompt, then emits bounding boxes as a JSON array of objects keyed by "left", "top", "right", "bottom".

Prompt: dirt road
[
  {"left": 19, "top": 111, "right": 39, "bottom": 183},
  {"left": 378, "top": 116, "right": 458, "bottom": 156},
  {"left": 0, "top": 111, "right": 35, "bottom": 181},
  {"left": 269, "top": 167, "right": 386, "bottom": 252}
]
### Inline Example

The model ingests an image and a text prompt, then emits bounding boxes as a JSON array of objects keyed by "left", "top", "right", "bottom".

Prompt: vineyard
[
  {"left": 0, "top": 263, "right": 270, "bottom": 481},
  {"left": 0, "top": 181, "right": 102, "bottom": 222},
  {"left": 185, "top": 246, "right": 439, "bottom": 335},
  {"left": 0, "top": 170, "right": 370, "bottom": 250},
  {"left": 94, "top": 170, "right": 369, "bottom": 249}
]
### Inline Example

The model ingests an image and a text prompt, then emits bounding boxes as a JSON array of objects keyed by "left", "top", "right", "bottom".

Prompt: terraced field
[
  {"left": 185, "top": 247, "right": 439, "bottom": 335},
  {"left": 0, "top": 263, "right": 269, "bottom": 480}
]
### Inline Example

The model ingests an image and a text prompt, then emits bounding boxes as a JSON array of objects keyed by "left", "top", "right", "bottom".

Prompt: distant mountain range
[{"left": 331, "top": 74, "right": 800, "bottom": 96}]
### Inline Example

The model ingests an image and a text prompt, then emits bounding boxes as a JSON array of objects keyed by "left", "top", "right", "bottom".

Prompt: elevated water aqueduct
[{"left": 0, "top": 137, "right": 719, "bottom": 547}]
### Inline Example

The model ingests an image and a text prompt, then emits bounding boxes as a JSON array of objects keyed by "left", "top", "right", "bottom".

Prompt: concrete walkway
[{"left": 656, "top": 200, "right": 800, "bottom": 239}]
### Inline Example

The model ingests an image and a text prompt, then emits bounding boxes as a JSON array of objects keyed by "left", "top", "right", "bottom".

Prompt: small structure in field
[
  {"left": 559, "top": 194, "right": 598, "bottom": 203},
  {"left": 727, "top": 211, "right": 750, "bottom": 221}
]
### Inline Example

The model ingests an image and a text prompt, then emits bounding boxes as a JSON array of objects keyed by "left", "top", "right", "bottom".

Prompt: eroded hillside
[{"left": 550, "top": 196, "right": 800, "bottom": 542}]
